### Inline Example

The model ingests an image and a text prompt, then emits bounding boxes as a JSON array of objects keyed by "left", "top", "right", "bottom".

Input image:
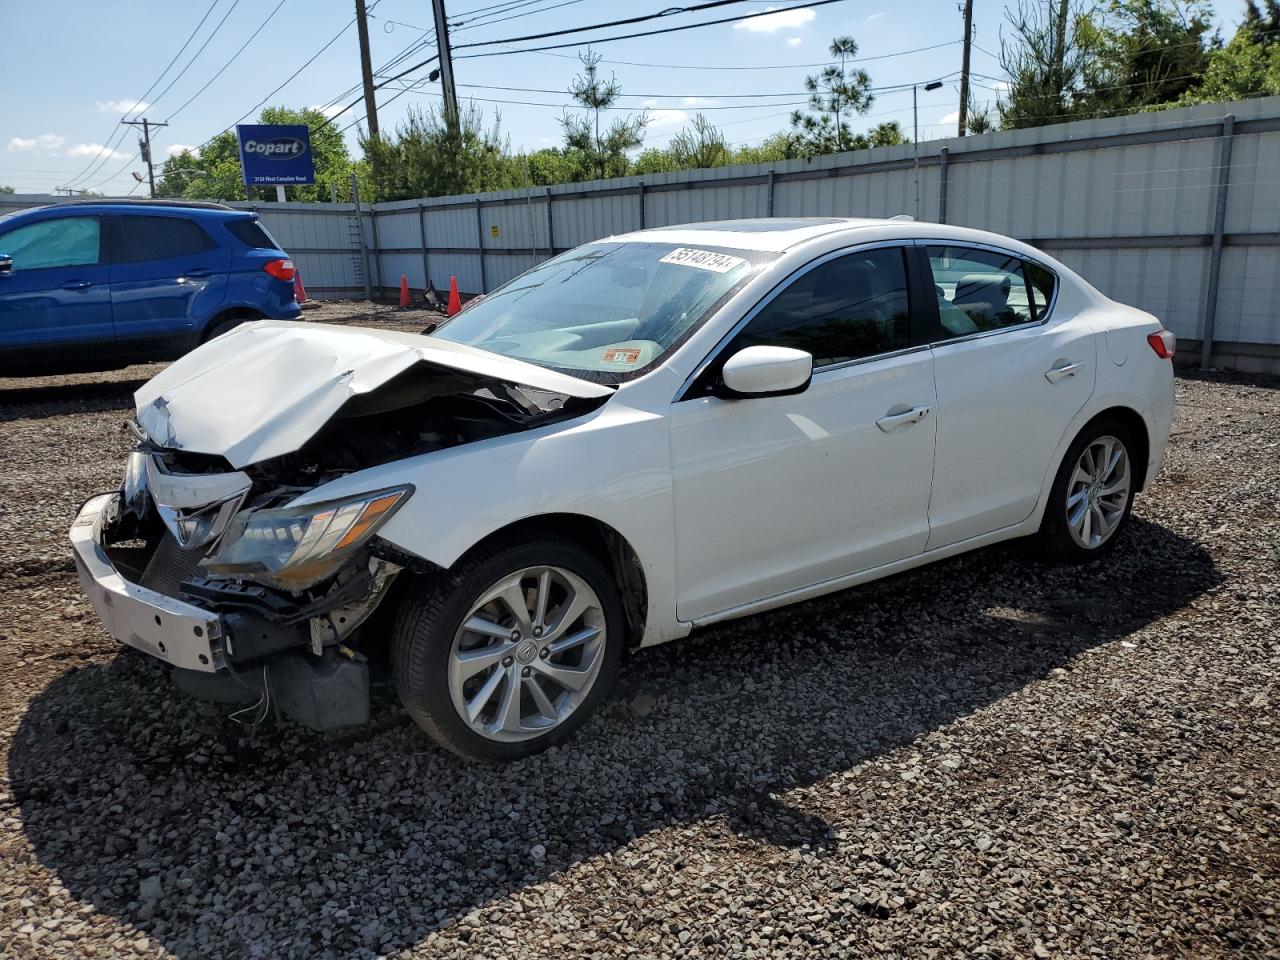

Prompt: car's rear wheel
[
  {"left": 392, "top": 539, "right": 623, "bottom": 761},
  {"left": 203, "top": 312, "right": 261, "bottom": 342},
  {"left": 1037, "top": 420, "right": 1137, "bottom": 562}
]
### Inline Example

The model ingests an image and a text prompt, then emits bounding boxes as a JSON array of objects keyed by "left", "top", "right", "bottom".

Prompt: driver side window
[{"left": 729, "top": 247, "right": 911, "bottom": 368}]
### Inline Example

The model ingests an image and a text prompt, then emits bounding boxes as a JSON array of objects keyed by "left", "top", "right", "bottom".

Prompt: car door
[
  {"left": 668, "top": 244, "right": 938, "bottom": 622},
  {"left": 921, "top": 243, "right": 1096, "bottom": 549},
  {"left": 108, "top": 213, "right": 231, "bottom": 360},
  {"left": 0, "top": 213, "right": 113, "bottom": 374}
]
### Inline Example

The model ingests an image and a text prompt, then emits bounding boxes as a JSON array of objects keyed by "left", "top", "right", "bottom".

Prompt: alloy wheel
[
  {"left": 1065, "top": 434, "right": 1131, "bottom": 550},
  {"left": 447, "top": 566, "right": 606, "bottom": 742}
]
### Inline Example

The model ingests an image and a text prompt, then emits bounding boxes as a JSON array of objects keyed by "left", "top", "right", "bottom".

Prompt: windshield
[{"left": 431, "top": 240, "right": 776, "bottom": 384}]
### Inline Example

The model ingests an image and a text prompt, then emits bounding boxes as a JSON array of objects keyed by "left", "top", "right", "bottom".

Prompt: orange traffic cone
[
  {"left": 399, "top": 273, "right": 411, "bottom": 308},
  {"left": 447, "top": 275, "right": 461, "bottom": 317},
  {"left": 293, "top": 272, "right": 308, "bottom": 303}
]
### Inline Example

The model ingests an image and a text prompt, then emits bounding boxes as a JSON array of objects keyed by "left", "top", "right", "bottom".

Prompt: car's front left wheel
[{"left": 392, "top": 539, "right": 624, "bottom": 762}]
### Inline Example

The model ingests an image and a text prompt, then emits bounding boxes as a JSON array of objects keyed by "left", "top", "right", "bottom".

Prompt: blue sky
[{"left": 1, "top": 0, "right": 1243, "bottom": 196}]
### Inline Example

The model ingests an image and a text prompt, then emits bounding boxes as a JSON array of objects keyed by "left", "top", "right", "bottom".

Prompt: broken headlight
[{"left": 200, "top": 486, "right": 412, "bottom": 591}]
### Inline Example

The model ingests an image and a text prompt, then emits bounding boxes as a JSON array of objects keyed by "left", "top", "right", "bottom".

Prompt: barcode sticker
[{"left": 658, "top": 247, "right": 746, "bottom": 273}]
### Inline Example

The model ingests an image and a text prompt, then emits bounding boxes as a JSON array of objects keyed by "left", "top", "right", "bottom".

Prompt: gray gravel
[{"left": 0, "top": 329, "right": 1276, "bottom": 959}]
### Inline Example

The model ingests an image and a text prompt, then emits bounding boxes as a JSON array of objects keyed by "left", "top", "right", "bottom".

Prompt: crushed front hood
[{"left": 135, "top": 320, "right": 612, "bottom": 468}]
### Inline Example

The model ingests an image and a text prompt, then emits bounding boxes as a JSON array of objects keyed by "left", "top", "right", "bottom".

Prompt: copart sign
[{"left": 236, "top": 124, "right": 315, "bottom": 186}]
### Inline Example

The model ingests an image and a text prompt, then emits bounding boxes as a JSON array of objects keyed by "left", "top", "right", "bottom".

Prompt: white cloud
[
  {"left": 67, "top": 142, "right": 130, "bottom": 162},
  {"left": 786, "top": 37, "right": 802, "bottom": 47},
  {"left": 96, "top": 98, "right": 151, "bottom": 114},
  {"left": 866, "top": 11, "right": 886, "bottom": 22},
  {"left": 309, "top": 103, "right": 346, "bottom": 119},
  {"left": 166, "top": 143, "right": 200, "bottom": 157},
  {"left": 938, "top": 110, "right": 960, "bottom": 126},
  {"left": 990, "top": 79, "right": 1010, "bottom": 92},
  {"left": 682, "top": 96, "right": 720, "bottom": 107},
  {"left": 734, "top": 7, "right": 816, "bottom": 33},
  {"left": 647, "top": 109, "right": 690, "bottom": 129},
  {"left": 8, "top": 134, "right": 64, "bottom": 153}
]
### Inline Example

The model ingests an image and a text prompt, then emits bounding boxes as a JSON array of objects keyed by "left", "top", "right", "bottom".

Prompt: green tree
[
  {"left": 998, "top": 0, "right": 1096, "bottom": 128},
  {"left": 790, "top": 36, "right": 875, "bottom": 154},
  {"left": 561, "top": 48, "right": 649, "bottom": 179},
  {"left": 1080, "top": 1, "right": 1217, "bottom": 115},
  {"left": 157, "top": 106, "right": 367, "bottom": 201},
  {"left": 1180, "top": 4, "right": 1280, "bottom": 102},
  {"left": 0, "top": 185, "right": 14, "bottom": 195},
  {"left": 363, "top": 102, "right": 525, "bottom": 200},
  {"left": 519, "top": 147, "right": 591, "bottom": 185},
  {"left": 1243, "top": 0, "right": 1280, "bottom": 42},
  {"left": 667, "top": 114, "right": 732, "bottom": 169}
]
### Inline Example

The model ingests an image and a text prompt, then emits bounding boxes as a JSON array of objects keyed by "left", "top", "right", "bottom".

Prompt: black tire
[
  {"left": 392, "top": 538, "right": 624, "bottom": 762},
  {"left": 202, "top": 313, "right": 259, "bottom": 343},
  {"left": 1036, "top": 419, "right": 1137, "bottom": 563}
]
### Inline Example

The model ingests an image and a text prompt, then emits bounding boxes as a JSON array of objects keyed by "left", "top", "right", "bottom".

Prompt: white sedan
[{"left": 71, "top": 218, "right": 1176, "bottom": 760}]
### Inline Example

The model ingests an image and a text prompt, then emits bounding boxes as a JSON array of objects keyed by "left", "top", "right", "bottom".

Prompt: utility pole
[
  {"left": 355, "top": 0, "right": 380, "bottom": 140},
  {"left": 958, "top": 0, "right": 974, "bottom": 136},
  {"left": 430, "top": 0, "right": 460, "bottom": 136},
  {"left": 121, "top": 118, "right": 168, "bottom": 198}
]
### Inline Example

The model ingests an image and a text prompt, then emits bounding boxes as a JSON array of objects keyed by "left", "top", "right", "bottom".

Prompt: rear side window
[
  {"left": 927, "top": 245, "right": 1033, "bottom": 338},
  {"left": 225, "top": 218, "right": 278, "bottom": 249},
  {"left": 1, "top": 216, "right": 100, "bottom": 270},
  {"left": 116, "top": 215, "right": 216, "bottom": 263},
  {"left": 1025, "top": 260, "right": 1057, "bottom": 319},
  {"left": 730, "top": 247, "right": 911, "bottom": 368}
]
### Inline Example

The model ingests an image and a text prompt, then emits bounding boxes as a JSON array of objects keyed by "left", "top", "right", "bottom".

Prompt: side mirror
[
  {"left": 0, "top": 254, "right": 11, "bottom": 275},
  {"left": 715, "top": 345, "right": 813, "bottom": 399}
]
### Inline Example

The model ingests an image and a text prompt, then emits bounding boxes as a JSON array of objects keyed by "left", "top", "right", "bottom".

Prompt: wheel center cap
[{"left": 515, "top": 640, "right": 539, "bottom": 665}]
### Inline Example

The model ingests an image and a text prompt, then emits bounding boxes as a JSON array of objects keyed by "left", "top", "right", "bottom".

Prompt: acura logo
[{"left": 242, "top": 137, "right": 306, "bottom": 159}]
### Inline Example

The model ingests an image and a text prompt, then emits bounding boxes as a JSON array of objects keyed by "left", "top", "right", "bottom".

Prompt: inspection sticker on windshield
[
  {"left": 659, "top": 247, "right": 746, "bottom": 273},
  {"left": 602, "top": 347, "right": 642, "bottom": 364}
]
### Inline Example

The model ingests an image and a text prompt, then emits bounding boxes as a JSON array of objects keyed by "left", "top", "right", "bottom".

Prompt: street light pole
[{"left": 913, "top": 80, "right": 944, "bottom": 220}]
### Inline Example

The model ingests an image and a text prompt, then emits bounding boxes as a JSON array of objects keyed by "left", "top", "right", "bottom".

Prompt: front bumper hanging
[{"left": 70, "top": 493, "right": 224, "bottom": 673}]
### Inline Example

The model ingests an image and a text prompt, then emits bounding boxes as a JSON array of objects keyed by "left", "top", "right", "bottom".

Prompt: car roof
[
  {"left": 605, "top": 217, "right": 931, "bottom": 252},
  {"left": 4, "top": 199, "right": 247, "bottom": 221}
]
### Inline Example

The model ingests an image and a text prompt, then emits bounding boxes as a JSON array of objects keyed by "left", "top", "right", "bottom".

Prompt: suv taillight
[
  {"left": 263, "top": 258, "right": 295, "bottom": 281},
  {"left": 1147, "top": 329, "right": 1176, "bottom": 359}
]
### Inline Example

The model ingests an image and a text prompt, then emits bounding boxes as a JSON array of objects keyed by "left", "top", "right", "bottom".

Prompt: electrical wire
[
  {"left": 454, "top": 0, "right": 589, "bottom": 31},
  {"left": 59, "top": 0, "right": 221, "bottom": 189},
  {"left": 493, "top": 38, "right": 960, "bottom": 70},
  {"left": 456, "top": 0, "right": 753, "bottom": 47}
]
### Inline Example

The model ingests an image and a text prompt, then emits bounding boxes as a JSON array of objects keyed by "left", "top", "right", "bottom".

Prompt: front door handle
[
  {"left": 61, "top": 280, "right": 92, "bottom": 290},
  {"left": 876, "top": 404, "right": 933, "bottom": 432},
  {"left": 183, "top": 267, "right": 213, "bottom": 278},
  {"left": 1045, "top": 360, "right": 1084, "bottom": 383}
]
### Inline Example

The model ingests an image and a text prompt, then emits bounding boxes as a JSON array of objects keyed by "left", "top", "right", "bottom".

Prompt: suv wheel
[{"left": 392, "top": 539, "right": 623, "bottom": 762}]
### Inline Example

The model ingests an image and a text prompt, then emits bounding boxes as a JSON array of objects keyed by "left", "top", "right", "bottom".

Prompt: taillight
[
  {"left": 263, "top": 258, "right": 295, "bottom": 281},
  {"left": 1147, "top": 329, "right": 1176, "bottom": 359}
]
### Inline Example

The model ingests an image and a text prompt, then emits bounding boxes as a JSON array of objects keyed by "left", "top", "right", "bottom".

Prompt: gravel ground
[{"left": 0, "top": 315, "right": 1276, "bottom": 959}]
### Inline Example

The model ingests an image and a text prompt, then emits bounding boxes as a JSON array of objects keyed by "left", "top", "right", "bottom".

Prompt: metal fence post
[
  {"left": 418, "top": 203, "right": 430, "bottom": 293},
  {"left": 350, "top": 173, "right": 372, "bottom": 302},
  {"left": 766, "top": 169, "right": 775, "bottom": 217},
  {"left": 474, "top": 197, "right": 487, "bottom": 294},
  {"left": 545, "top": 187, "right": 555, "bottom": 256},
  {"left": 1201, "top": 114, "right": 1235, "bottom": 369},
  {"left": 938, "top": 147, "right": 949, "bottom": 224},
  {"left": 368, "top": 207, "right": 384, "bottom": 298},
  {"left": 638, "top": 180, "right": 646, "bottom": 229}
]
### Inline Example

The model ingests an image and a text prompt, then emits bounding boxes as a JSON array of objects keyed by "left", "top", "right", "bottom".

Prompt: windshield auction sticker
[
  {"left": 602, "top": 347, "right": 642, "bottom": 364},
  {"left": 659, "top": 248, "right": 746, "bottom": 273}
]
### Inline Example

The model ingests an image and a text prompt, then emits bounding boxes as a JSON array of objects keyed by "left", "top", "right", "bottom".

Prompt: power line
[
  {"left": 453, "top": 0, "right": 847, "bottom": 54},
  {"left": 143, "top": 0, "right": 245, "bottom": 115},
  {"left": 454, "top": 0, "right": 588, "bottom": 30},
  {"left": 455, "top": 0, "right": 753, "bottom": 47},
  {"left": 59, "top": 0, "right": 221, "bottom": 189}
]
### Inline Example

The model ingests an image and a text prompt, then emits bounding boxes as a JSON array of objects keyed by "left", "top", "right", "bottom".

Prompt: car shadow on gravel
[{"left": 9, "top": 517, "right": 1220, "bottom": 959}]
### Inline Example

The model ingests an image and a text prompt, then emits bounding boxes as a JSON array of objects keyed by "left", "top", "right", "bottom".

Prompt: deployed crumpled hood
[{"left": 135, "top": 320, "right": 612, "bottom": 468}]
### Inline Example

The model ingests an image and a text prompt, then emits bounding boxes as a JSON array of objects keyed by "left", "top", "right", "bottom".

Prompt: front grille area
[{"left": 137, "top": 533, "right": 206, "bottom": 598}]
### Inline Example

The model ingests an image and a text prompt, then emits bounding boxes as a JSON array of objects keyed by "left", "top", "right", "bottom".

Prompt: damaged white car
[{"left": 72, "top": 218, "right": 1175, "bottom": 761}]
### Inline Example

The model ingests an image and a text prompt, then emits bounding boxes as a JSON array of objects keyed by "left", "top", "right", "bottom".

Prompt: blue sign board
[{"left": 236, "top": 124, "right": 315, "bottom": 186}]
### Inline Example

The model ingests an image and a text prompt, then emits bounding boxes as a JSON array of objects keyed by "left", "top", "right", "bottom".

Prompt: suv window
[
  {"left": 729, "top": 247, "right": 911, "bottom": 368},
  {"left": 1, "top": 216, "right": 101, "bottom": 270},
  {"left": 116, "top": 215, "right": 216, "bottom": 263},
  {"left": 927, "top": 245, "right": 1034, "bottom": 337},
  {"left": 225, "top": 218, "right": 278, "bottom": 249}
]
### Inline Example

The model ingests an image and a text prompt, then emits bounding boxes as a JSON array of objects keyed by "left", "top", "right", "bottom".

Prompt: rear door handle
[
  {"left": 61, "top": 280, "right": 92, "bottom": 290},
  {"left": 876, "top": 404, "right": 933, "bottom": 432},
  {"left": 183, "top": 267, "right": 213, "bottom": 278},
  {"left": 1045, "top": 361, "right": 1084, "bottom": 383}
]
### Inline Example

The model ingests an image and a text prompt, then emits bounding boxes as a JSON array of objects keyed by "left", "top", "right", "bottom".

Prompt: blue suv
[{"left": 0, "top": 200, "right": 301, "bottom": 376}]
